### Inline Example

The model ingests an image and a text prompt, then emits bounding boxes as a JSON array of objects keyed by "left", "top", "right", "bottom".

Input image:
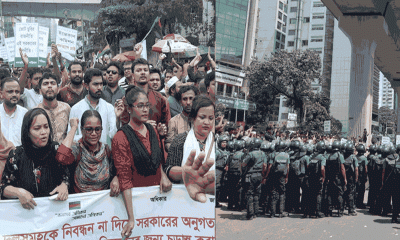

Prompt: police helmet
[
  {"left": 397, "top": 144, "right": 400, "bottom": 153},
  {"left": 307, "top": 145, "right": 314, "bottom": 154},
  {"left": 276, "top": 141, "right": 286, "bottom": 151},
  {"left": 390, "top": 145, "right": 396, "bottom": 154},
  {"left": 252, "top": 138, "right": 263, "bottom": 149},
  {"left": 381, "top": 145, "right": 390, "bottom": 155},
  {"left": 326, "top": 144, "right": 333, "bottom": 153},
  {"left": 369, "top": 144, "right": 377, "bottom": 154},
  {"left": 270, "top": 143, "right": 276, "bottom": 152},
  {"left": 356, "top": 144, "right": 366, "bottom": 154},
  {"left": 236, "top": 140, "right": 245, "bottom": 151},
  {"left": 377, "top": 145, "right": 385, "bottom": 154},
  {"left": 316, "top": 141, "right": 325, "bottom": 153},
  {"left": 227, "top": 141, "right": 235, "bottom": 152},
  {"left": 332, "top": 140, "right": 341, "bottom": 151},
  {"left": 291, "top": 140, "right": 301, "bottom": 150},
  {"left": 260, "top": 141, "right": 270, "bottom": 152},
  {"left": 345, "top": 143, "right": 354, "bottom": 153},
  {"left": 218, "top": 135, "right": 230, "bottom": 148},
  {"left": 300, "top": 145, "right": 308, "bottom": 153}
]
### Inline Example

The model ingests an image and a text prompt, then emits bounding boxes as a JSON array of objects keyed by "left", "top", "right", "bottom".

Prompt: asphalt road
[{"left": 216, "top": 192, "right": 400, "bottom": 240}]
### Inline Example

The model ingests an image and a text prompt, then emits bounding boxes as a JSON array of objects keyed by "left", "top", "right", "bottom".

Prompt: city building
[
  {"left": 379, "top": 73, "right": 395, "bottom": 110},
  {"left": 216, "top": 0, "right": 257, "bottom": 124}
]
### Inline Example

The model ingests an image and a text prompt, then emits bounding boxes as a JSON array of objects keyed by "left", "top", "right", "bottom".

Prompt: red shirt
[
  {"left": 57, "top": 85, "right": 88, "bottom": 107},
  {"left": 112, "top": 126, "right": 164, "bottom": 192}
]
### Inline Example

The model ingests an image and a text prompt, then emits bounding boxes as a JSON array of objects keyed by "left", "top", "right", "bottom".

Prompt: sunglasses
[
  {"left": 82, "top": 127, "right": 102, "bottom": 134},
  {"left": 106, "top": 70, "right": 118, "bottom": 75}
]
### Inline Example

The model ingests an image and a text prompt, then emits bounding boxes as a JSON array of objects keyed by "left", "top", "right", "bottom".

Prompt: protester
[
  {"left": 167, "top": 76, "right": 183, "bottom": 118},
  {"left": 0, "top": 77, "right": 28, "bottom": 146},
  {"left": 102, "top": 62, "right": 125, "bottom": 105},
  {"left": 164, "top": 95, "right": 215, "bottom": 185},
  {"left": 165, "top": 85, "right": 199, "bottom": 150},
  {"left": 56, "top": 111, "right": 119, "bottom": 195},
  {"left": 118, "top": 61, "right": 134, "bottom": 90},
  {"left": 112, "top": 85, "right": 172, "bottom": 238},
  {"left": 57, "top": 61, "right": 87, "bottom": 107},
  {"left": 68, "top": 68, "right": 122, "bottom": 146},
  {"left": 37, "top": 73, "right": 71, "bottom": 143},
  {"left": 0, "top": 108, "right": 69, "bottom": 208},
  {"left": 148, "top": 68, "right": 162, "bottom": 92}
]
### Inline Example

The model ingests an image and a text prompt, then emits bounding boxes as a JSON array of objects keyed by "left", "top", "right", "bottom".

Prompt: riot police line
[{"left": 215, "top": 135, "right": 400, "bottom": 223}]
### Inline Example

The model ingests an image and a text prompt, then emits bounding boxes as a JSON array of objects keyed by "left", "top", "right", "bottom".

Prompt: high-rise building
[
  {"left": 379, "top": 73, "right": 395, "bottom": 110},
  {"left": 215, "top": 0, "right": 258, "bottom": 123}
]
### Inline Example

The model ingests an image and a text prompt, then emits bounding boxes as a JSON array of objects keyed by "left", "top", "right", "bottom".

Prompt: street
[{"left": 216, "top": 191, "right": 400, "bottom": 240}]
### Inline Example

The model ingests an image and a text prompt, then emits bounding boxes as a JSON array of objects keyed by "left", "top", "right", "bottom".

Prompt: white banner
[
  {"left": 215, "top": 71, "right": 243, "bottom": 87},
  {"left": 15, "top": 23, "right": 39, "bottom": 67},
  {"left": 324, "top": 120, "right": 331, "bottom": 132},
  {"left": 0, "top": 185, "right": 215, "bottom": 240},
  {"left": 5, "top": 37, "right": 15, "bottom": 65},
  {"left": 396, "top": 135, "right": 400, "bottom": 145},
  {"left": 0, "top": 46, "right": 8, "bottom": 63},
  {"left": 38, "top": 26, "right": 49, "bottom": 66},
  {"left": 382, "top": 136, "right": 391, "bottom": 145},
  {"left": 56, "top": 26, "right": 77, "bottom": 56}
]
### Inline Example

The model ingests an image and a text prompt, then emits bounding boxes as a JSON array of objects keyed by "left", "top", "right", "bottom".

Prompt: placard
[
  {"left": 38, "top": 26, "right": 49, "bottom": 66},
  {"left": 324, "top": 120, "right": 331, "bottom": 132},
  {"left": 5, "top": 37, "right": 15, "bottom": 65},
  {"left": 56, "top": 25, "right": 78, "bottom": 55},
  {"left": 14, "top": 23, "right": 39, "bottom": 67}
]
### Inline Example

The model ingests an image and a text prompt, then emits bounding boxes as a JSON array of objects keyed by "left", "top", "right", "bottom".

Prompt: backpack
[
  {"left": 326, "top": 152, "right": 341, "bottom": 178},
  {"left": 307, "top": 154, "right": 321, "bottom": 177},
  {"left": 290, "top": 152, "right": 303, "bottom": 176},
  {"left": 374, "top": 157, "right": 385, "bottom": 173},
  {"left": 274, "top": 152, "right": 289, "bottom": 175},
  {"left": 343, "top": 154, "right": 355, "bottom": 176}
]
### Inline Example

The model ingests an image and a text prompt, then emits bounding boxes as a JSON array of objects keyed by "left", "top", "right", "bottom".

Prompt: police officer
[
  {"left": 303, "top": 141, "right": 326, "bottom": 218},
  {"left": 241, "top": 138, "right": 266, "bottom": 220},
  {"left": 286, "top": 140, "right": 305, "bottom": 213},
  {"left": 390, "top": 145, "right": 400, "bottom": 223},
  {"left": 215, "top": 135, "right": 230, "bottom": 207},
  {"left": 260, "top": 141, "right": 271, "bottom": 214},
  {"left": 267, "top": 141, "right": 290, "bottom": 218},
  {"left": 355, "top": 144, "right": 368, "bottom": 209},
  {"left": 372, "top": 145, "right": 386, "bottom": 215},
  {"left": 381, "top": 145, "right": 397, "bottom": 217},
  {"left": 226, "top": 140, "right": 245, "bottom": 210},
  {"left": 325, "top": 140, "right": 347, "bottom": 217},
  {"left": 367, "top": 144, "right": 378, "bottom": 213},
  {"left": 342, "top": 143, "right": 358, "bottom": 216}
]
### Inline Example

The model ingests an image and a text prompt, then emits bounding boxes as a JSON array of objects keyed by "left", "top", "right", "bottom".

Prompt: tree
[
  {"left": 91, "top": 0, "right": 208, "bottom": 55},
  {"left": 378, "top": 106, "right": 397, "bottom": 135},
  {"left": 246, "top": 50, "right": 323, "bottom": 123}
]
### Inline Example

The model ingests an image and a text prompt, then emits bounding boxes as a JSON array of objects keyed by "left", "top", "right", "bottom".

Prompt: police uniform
[
  {"left": 343, "top": 149, "right": 358, "bottom": 215},
  {"left": 325, "top": 149, "right": 346, "bottom": 216},
  {"left": 215, "top": 147, "right": 230, "bottom": 207},
  {"left": 355, "top": 151, "right": 368, "bottom": 209},
  {"left": 226, "top": 148, "right": 245, "bottom": 210}
]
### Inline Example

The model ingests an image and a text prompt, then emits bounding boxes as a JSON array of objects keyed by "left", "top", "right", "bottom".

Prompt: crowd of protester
[{"left": 0, "top": 43, "right": 216, "bottom": 237}]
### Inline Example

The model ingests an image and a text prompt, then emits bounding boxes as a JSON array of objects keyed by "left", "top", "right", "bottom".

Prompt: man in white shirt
[
  {"left": 0, "top": 78, "right": 28, "bottom": 146},
  {"left": 69, "top": 68, "right": 123, "bottom": 146},
  {"left": 18, "top": 49, "right": 43, "bottom": 110}
]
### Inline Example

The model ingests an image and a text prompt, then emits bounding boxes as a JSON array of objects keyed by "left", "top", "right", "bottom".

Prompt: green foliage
[
  {"left": 378, "top": 106, "right": 397, "bottom": 134},
  {"left": 91, "top": 0, "right": 205, "bottom": 53}
]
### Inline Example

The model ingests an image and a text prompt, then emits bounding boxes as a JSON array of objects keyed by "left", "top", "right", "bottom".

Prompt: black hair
[
  {"left": 1, "top": 77, "right": 19, "bottom": 90},
  {"left": 30, "top": 67, "right": 43, "bottom": 78},
  {"left": 68, "top": 61, "right": 83, "bottom": 72},
  {"left": 106, "top": 61, "right": 124, "bottom": 76},
  {"left": 84, "top": 68, "right": 103, "bottom": 85},
  {"left": 42, "top": 68, "right": 52, "bottom": 74},
  {"left": 21, "top": 108, "right": 53, "bottom": 155},
  {"left": 175, "top": 84, "right": 199, "bottom": 102},
  {"left": 204, "top": 71, "right": 215, "bottom": 88},
  {"left": 81, "top": 110, "right": 102, "bottom": 128},
  {"left": 0, "top": 68, "right": 11, "bottom": 81},
  {"left": 149, "top": 68, "right": 161, "bottom": 77},
  {"left": 0, "top": 58, "right": 4, "bottom": 62},
  {"left": 131, "top": 58, "right": 149, "bottom": 72},
  {"left": 38, "top": 72, "right": 59, "bottom": 88},
  {"left": 165, "top": 67, "right": 173, "bottom": 74},
  {"left": 125, "top": 85, "right": 147, "bottom": 106},
  {"left": 188, "top": 95, "right": 215, "bottom": 122}
]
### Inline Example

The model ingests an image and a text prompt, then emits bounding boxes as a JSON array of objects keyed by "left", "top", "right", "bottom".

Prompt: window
[
  {"left": 311, "top": 24, "right": 324, "bottom": 30},
  {"left": 275, "top": 41, "right": 280, "bottom": 50},
  {"left": 217, "top": 83, "right": 224, "bottom": 95},
  {"left": 289, "top": 30, "right": 295, "bottom": 35},
  {"left": 313, "top": 1, "right": 324, "bottom": 7},
  {"left": 310, "top": 48, "right": 323, "bottom": 53},
  {"left": 304, "top": 17, "right": 310, "bottom": 23},
  {"left": 278, "top": 11, "right": 283, "bottom": 20},
  {"left": 288, "top": 41, "right": 294, "bottom": 47},
  {"left": 279, "top": 1, "right": 284, "bottom": 10},
  {"left": 302, "top": 40, "right": 308, "bottom": 46},
  {"left": 312, "top": 13, "right": 325, "bottom": 19},
  {"left": 226, "top": 85, "right": 233, "bottom": 96},
  {"left": 281, "top": 113, "right": 288, "bottom": 120},
  {"left": 290, "top": 18, "right": 297, "bottom": 24},
  {"left": 290, "top": 7, "right": 298, "bottom": 12},
  {"left": 276, "top": 31, "right": 281, "bottom": 41},
  {"left": 283, "top": 15, "right": 287, "bottom": 24},
  {"left": 311, "top": 36, "right": 323, "bottom": 42},
  {"left": 277, "top": 21, "right": 282, "bottom": 30},
  {"left": 281, "top": 34, "right": 286, "bottom": 42}
]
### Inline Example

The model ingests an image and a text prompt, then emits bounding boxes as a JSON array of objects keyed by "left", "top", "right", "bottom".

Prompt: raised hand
[
  {"left": 19, "top": 48, "right": 29, "bottom": 66},
  {"left": 182, "top": 150, "right": 215, "bottom": 203}
]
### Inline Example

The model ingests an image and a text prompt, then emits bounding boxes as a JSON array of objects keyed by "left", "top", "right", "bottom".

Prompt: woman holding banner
[
  {"left": 112, "top": 85, "right": 172, "bottom": 237},
  {"left": 56, "top": 110, "right": 120, "bottom": 196},
  {"left": 164, "top": 95, "right": 216, "bottom": 202},
  {"left": 0, "top": 108, "right": 69, "bottom": 209}
]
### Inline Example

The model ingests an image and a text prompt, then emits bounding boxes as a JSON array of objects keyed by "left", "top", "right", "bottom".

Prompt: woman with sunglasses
[
  {"left": 112, "top": 85, "right": 172, "bottom": 238},
  {"left": 0, "top": 108, "right": 69, "bottom": 209},
  {"left": 56, "top": 110, "right": 119, "bottom": 196}
]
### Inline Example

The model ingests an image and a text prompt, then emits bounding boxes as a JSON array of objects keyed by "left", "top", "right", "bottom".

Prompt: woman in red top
[{"left": 112, "top": 85, "right": 172, "bottom": 238}]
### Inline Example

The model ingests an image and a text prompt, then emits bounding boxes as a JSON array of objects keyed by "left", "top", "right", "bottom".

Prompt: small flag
[{"left": 69, "top": 201, "right": 81, "bottom": 210}]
